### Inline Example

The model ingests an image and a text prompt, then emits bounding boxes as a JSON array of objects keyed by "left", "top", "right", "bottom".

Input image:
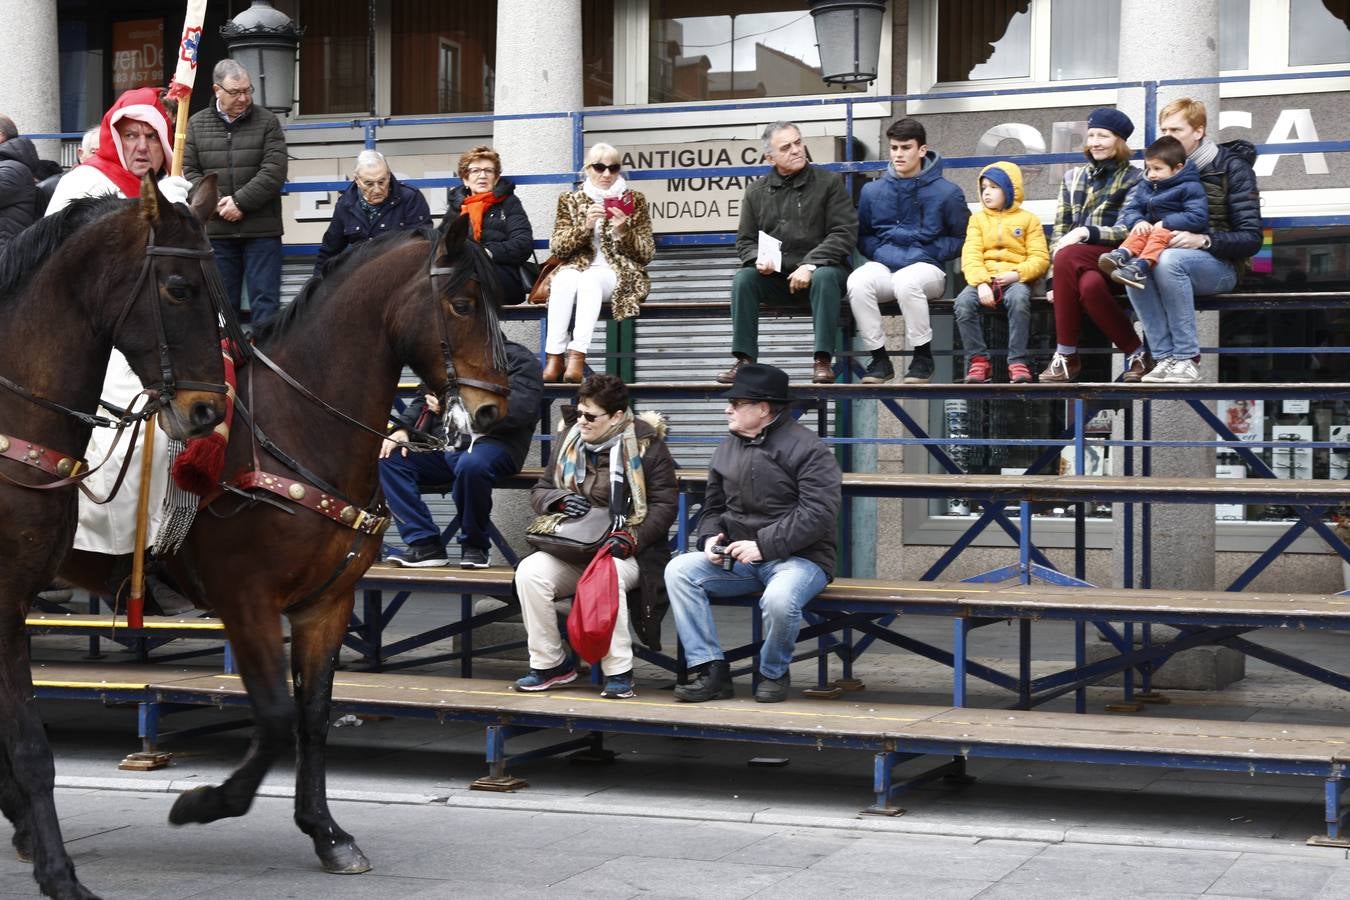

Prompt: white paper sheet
[{"left": 756, "top": 230, "right": 782, "bottom": 273}]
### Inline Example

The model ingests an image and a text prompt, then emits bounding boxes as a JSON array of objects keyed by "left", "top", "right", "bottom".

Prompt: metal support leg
[
  {"left": 461, "top": 592, "right": 474, "bottom": 678},
  {"left": 471, "top": 724, "right": 529, "bottom": 791},
  {"left": 363, "top": 588, "right": 383, "bottom": 671},
  {"left": 223, "top": 641, "right": 236, "bottom": 675},
  {"left": 1307, "top": 774, "right": 1350, "bottom": 847},
  {"left": 1018, "top": 619, "right": 1032, "bottom": 709},
  {"left": 138, "top": 701, "right": 161, "bottom": 752},
  {"left": 1075, "top": 620, "right": 1086, "bottom": 714},
  {"left": 953, "top": 618, "right": 971, "bottom": 707}
]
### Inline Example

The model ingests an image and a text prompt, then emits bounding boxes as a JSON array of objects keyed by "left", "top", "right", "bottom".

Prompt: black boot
[{"left": 673, "top": 660, "right": 734, "bottom": 702}]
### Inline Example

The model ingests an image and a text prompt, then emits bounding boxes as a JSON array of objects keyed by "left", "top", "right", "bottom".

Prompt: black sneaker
[
  {"left": 903, "top": 354, "right": 935, "bottom": 384},
  {"left": 860, "top": 354, "right": 895, "bottom": 384},
  {"left": 460, "top": 545, "right": 490, "bottom": 569},
  {"left": 386, "top": 541, "right": 449, "bottom": 568}
]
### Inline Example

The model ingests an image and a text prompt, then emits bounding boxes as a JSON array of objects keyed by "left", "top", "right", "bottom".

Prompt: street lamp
[
  {"left": 220, "top": 0, "right": 304, "bottom": 115},
  {"left": 809, "top": 0, "right": 886, "bottom": 85}
]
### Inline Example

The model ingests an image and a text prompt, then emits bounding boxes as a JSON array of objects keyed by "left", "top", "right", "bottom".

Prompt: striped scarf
[{"left": 553, "top": 410, "right": 648, "bottom": 527}]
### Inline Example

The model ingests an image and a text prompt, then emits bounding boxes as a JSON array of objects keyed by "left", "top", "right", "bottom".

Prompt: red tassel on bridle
[{"left": 171, "top": 340, "right": 236, "bottom": 495}]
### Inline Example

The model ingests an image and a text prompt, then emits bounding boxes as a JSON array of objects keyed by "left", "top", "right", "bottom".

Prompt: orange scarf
[{"left": 460, "top": 190, "right": 504, "bottom": 241}]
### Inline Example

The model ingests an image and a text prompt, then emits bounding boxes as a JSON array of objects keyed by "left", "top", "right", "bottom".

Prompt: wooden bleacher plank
[
  {"left": 26, "top": 613, "right": 226, "bottom": 635},
  {"left": 907, "top": 708, "right": 1348, "bottom": 763},
  {"left": 540, "top": 381, "right": 1350, "bottom": 401},
  {"left": 32, "top": 662, "right": 214, "bottom": 691},
  {"left": 150, "top": 671, "right": 947, "bottom": 739}
]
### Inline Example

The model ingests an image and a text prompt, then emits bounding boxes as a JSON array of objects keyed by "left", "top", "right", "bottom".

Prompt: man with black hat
[{"left": 665, "top": 363, "right": 842, "bottom": 703}]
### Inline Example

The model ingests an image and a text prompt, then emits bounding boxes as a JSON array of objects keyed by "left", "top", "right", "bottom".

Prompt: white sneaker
[
  {"left": 1163, "top": 358, "right": 1202, "bottom": 383},
  {"left": 1140, "top": 358, "right": 1174, "bottom": 383}
]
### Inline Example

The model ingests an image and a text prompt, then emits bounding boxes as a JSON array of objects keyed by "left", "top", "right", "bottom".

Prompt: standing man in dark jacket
[
  {"left": 1123, "top": 97, "right": 1263, "bottom": 383},
  {"left": 378, "top": 338, "right": 543, "bottom": 569},
  {"left": 183, "top": 59, "right": 288, "bottom": 326},
  {"left": 721, "top": 122, "right": 858, "bottom": 386},
  {"left": 314, "top": 149, "right": 431, "bottom": 274},
  {"left": 666, "top": 363, "right": 842, "bottom": 703},
  {"left": 0, "top": 115, "right": 40, "bottom": 254},
  {"left": 847, "top": 117, "right": 969, "bottom": 384}
]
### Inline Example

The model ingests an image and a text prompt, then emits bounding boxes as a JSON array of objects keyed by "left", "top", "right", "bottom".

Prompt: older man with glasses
[
  {"left": 313, "top": 150, "right": 431, "bottom": 275},
  {"left": 183, "top": 58, "right": 288, "bottom": 327}
]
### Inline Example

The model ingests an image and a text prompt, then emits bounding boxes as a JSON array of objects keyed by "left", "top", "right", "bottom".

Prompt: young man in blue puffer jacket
[{"left": 847, "top": 117, "right": 970, "bottom": 384}]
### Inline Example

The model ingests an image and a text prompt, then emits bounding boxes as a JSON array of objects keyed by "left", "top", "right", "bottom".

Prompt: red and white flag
[{"left": 167, "top": 0, "right": 208, "bottom": 100}]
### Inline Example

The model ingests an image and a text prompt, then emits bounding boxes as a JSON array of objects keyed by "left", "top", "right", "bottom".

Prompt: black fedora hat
[{"left": 724, "top": 363, "right": 790, "bottom": 403}]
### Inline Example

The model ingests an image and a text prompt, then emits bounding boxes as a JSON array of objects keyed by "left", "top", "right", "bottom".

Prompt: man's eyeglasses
[
  {"left": 216, "top": 84, "right": 254, "bottom": 98},
  {"left": 465, "top": 166, "right": 496, "bottom": 177},
  {"left": 578, "top": 409, "right": 608, "bottom": 423},
  {"left": 589, "top": 162, "right": 621, "bottom": 175}
]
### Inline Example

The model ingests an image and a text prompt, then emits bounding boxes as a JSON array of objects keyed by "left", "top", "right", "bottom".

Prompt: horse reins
[{"left": 0, "top": 223, "right": 233, "bottom": 495}]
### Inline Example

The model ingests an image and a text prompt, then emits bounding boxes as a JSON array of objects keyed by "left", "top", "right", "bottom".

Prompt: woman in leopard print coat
[{"left": 544, "top": 142, "right": 655, "bottom": 382}]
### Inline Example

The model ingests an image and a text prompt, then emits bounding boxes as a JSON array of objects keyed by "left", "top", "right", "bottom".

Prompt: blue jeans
[
  {"left": 664, "top": 551, "right": 828, "bottom": 680},
  {"left": 953, "top": 282, "right": 1032, "bottom": 365},
  {"left": 378, "top": 441, "right": 515, "bottom": 549},
  {"left": 1124, "top": 249, "right": 1236, "bottom": 360},
  {"left": 212, "top": 237, "right": 283, "bottom": 326}
]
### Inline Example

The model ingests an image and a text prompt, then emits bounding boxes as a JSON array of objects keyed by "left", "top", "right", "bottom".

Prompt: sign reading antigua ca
[{"left": 616, "top": 136, "right": 837, "bottom": 234}]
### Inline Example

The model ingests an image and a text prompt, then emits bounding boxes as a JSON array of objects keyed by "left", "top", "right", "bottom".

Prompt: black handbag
[{"left": 525, "top": 507, "right": 612, "bottom": 563}]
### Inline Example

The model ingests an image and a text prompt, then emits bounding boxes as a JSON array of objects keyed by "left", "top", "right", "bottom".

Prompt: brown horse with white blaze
[
  {"left": 0, "top": 178, "right": 228, "bottom": 900},
  {"left": 66, "top": 214, "right": 509, "bottom": 875}
]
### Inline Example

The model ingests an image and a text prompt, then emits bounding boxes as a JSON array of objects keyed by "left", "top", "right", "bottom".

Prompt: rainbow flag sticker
[{"left": 1251, "top": 228, "right": 1274, "bottom": 273}]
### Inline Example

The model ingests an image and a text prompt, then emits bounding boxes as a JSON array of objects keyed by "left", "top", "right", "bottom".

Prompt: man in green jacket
[
  {"left": 719, "top": 122, "right": 858, "bottom": 386},
  {"left": 183, "top": 59, "right": 288, "bottom": 326}
]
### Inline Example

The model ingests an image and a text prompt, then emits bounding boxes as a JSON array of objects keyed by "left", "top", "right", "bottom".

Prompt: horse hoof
[
  {"left": 168, "top": 784, "right": 216, "bottom": 825},
  {"left": 320, "top": 843, "right": 371, "bottom": 875}
]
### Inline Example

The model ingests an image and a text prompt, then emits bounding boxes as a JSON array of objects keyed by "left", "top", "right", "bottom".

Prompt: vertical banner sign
[{"left": 167, "top": 0, "right": 208, "bottom": 177}]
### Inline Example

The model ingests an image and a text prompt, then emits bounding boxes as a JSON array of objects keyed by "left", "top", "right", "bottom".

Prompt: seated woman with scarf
[
  {"left": 314, "top": 150, "right": 431, "bottom": 275},
  {"left": 543, "top": 142, "right": 655, "bottom": 383},
  {"left": 445, "top": 144, "right": 534, "bottom": 302},
  {"left": 513, "top": 374, "right": 677, "bottom": 700}
]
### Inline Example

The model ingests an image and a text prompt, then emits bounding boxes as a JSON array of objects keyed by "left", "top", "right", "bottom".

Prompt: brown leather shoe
[
  {"left": 563, "top": 350, "right": 586, "bottom": 383},
  {"left": 715, "top": 356, "right": 750, "bottom": 385},
  {"left": 1121, "top": 350, "right": 1154, "bottom": 383},
  {"left": 542, "top": 353, "right": 564, "bottom": 383},
  {"left": 811, "top": 356, "right": 835, "bottom": 384},
  {"left": 1039, "top": 352, "right": 1081, "bottom": 383}
]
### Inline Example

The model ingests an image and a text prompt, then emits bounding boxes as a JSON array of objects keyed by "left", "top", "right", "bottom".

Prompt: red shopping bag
[{"left": 567, "top": 545, "right": 619, "bottom": 664}]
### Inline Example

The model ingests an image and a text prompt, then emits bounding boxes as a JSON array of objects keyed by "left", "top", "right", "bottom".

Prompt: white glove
[{"left": 158, "top": 175, "right": 193, "bottom": 205}]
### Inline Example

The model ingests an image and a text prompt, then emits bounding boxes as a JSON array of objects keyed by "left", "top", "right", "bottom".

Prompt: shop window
[
  {"left": 583, "top": 0, "right": 615, "bottom": 106},
  {"left": 390, "top": 3, "right": 495, "bottom": 114},
  {"left": 649, "top": 0, "right": 865, "bottom": 103},
  {"left": 1289, "top": 0, "right": 1350, "bottom": 67},
  {"left": 298, "top": 0, "right": 369, "bottom": 115},
  {"left": 936, "top": 0, "right": 1031, "bottom": 83},
  {"left": 1220, "top": 0, "right": 1250, "bottom": 70}
]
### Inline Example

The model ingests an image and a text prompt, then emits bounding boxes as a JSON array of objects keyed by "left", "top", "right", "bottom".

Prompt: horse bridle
[{"left": 0, "top": 221, "right": 234, "bottom": 493}]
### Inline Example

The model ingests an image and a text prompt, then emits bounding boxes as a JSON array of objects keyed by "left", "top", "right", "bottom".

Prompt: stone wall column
[
  {"left": 493, "top": 0, "right": 584, "bottom": 248},
  {"left": 2, "top": 0, "right": 61, "bottom": 159},
  {"left": 1113, "top": 0, "right": 1220, "bottom": 595}
]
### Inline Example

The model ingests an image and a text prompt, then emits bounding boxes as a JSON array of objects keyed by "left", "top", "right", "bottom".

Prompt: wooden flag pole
[
  {"left": 171, "top": 98, "right": 191, "bottom": 178},
  {"left": 127, "top": 415, "right": 156, "bottom": 629}
]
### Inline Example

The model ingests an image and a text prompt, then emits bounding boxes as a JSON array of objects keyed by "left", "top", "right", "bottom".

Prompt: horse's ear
[
  {"left": 189, "top": 173, "right": 219, "bottom": 224},
  {"left": 139, "top": 174, "right": 161, "bottom": 226},
  {"left": 440, "top": 211, "right": 470, "bottom": 256}
]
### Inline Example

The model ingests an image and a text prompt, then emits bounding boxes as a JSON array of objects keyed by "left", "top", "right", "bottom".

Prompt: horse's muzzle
[
  {"left": 473, "top": 403, "right": 501, "bottom": 434},
  {"left": 161, "top": 391, "right": 227, "bottom": 441}
]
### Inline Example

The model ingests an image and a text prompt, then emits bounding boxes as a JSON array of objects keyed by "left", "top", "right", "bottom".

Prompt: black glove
[
  {"left": 555, "top": 493, "right": 591, "bottom": 518},
  {"left": 605, "top": 530, "right": 636, "bottom": 559}
]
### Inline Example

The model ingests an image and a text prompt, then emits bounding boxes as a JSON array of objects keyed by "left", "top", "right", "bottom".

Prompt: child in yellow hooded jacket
[{"left": 954, "top": 161, "right": 1050, "bottom": 384}]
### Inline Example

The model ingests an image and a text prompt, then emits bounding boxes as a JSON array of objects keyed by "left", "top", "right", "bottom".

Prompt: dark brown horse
[
  {"left": 0, "top": 179, "right": 229, "bottom": 899},
  {"left": 67, "top": 214, "right": 508, "bottom": 875}
]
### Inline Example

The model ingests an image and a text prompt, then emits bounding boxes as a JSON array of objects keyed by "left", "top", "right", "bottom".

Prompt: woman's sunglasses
[
  {"left": 578, "top": 410, "right": 608, "bottom": 423},
  {"left": 589, "top": 162, "right": 621, "bottom": 174}
]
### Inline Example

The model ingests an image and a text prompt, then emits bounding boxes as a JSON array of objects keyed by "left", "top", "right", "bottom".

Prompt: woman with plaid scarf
[
  {"left": 513, "top": 374, "right": 677, "bottom": 700},
  {"left": 1040, "top": 108, "right": 1146, "bottom": 383}
]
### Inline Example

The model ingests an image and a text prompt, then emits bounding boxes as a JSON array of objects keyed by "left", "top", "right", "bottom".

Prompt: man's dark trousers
[
  {"left": 379, "top": 442, "right": 515, "bottom": 550},
  {"left": 213, "top": 237, "right": 283, "bottom": 326},
  {"left": 730, "top": 265, "right": 848, "bottom": 358}
]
